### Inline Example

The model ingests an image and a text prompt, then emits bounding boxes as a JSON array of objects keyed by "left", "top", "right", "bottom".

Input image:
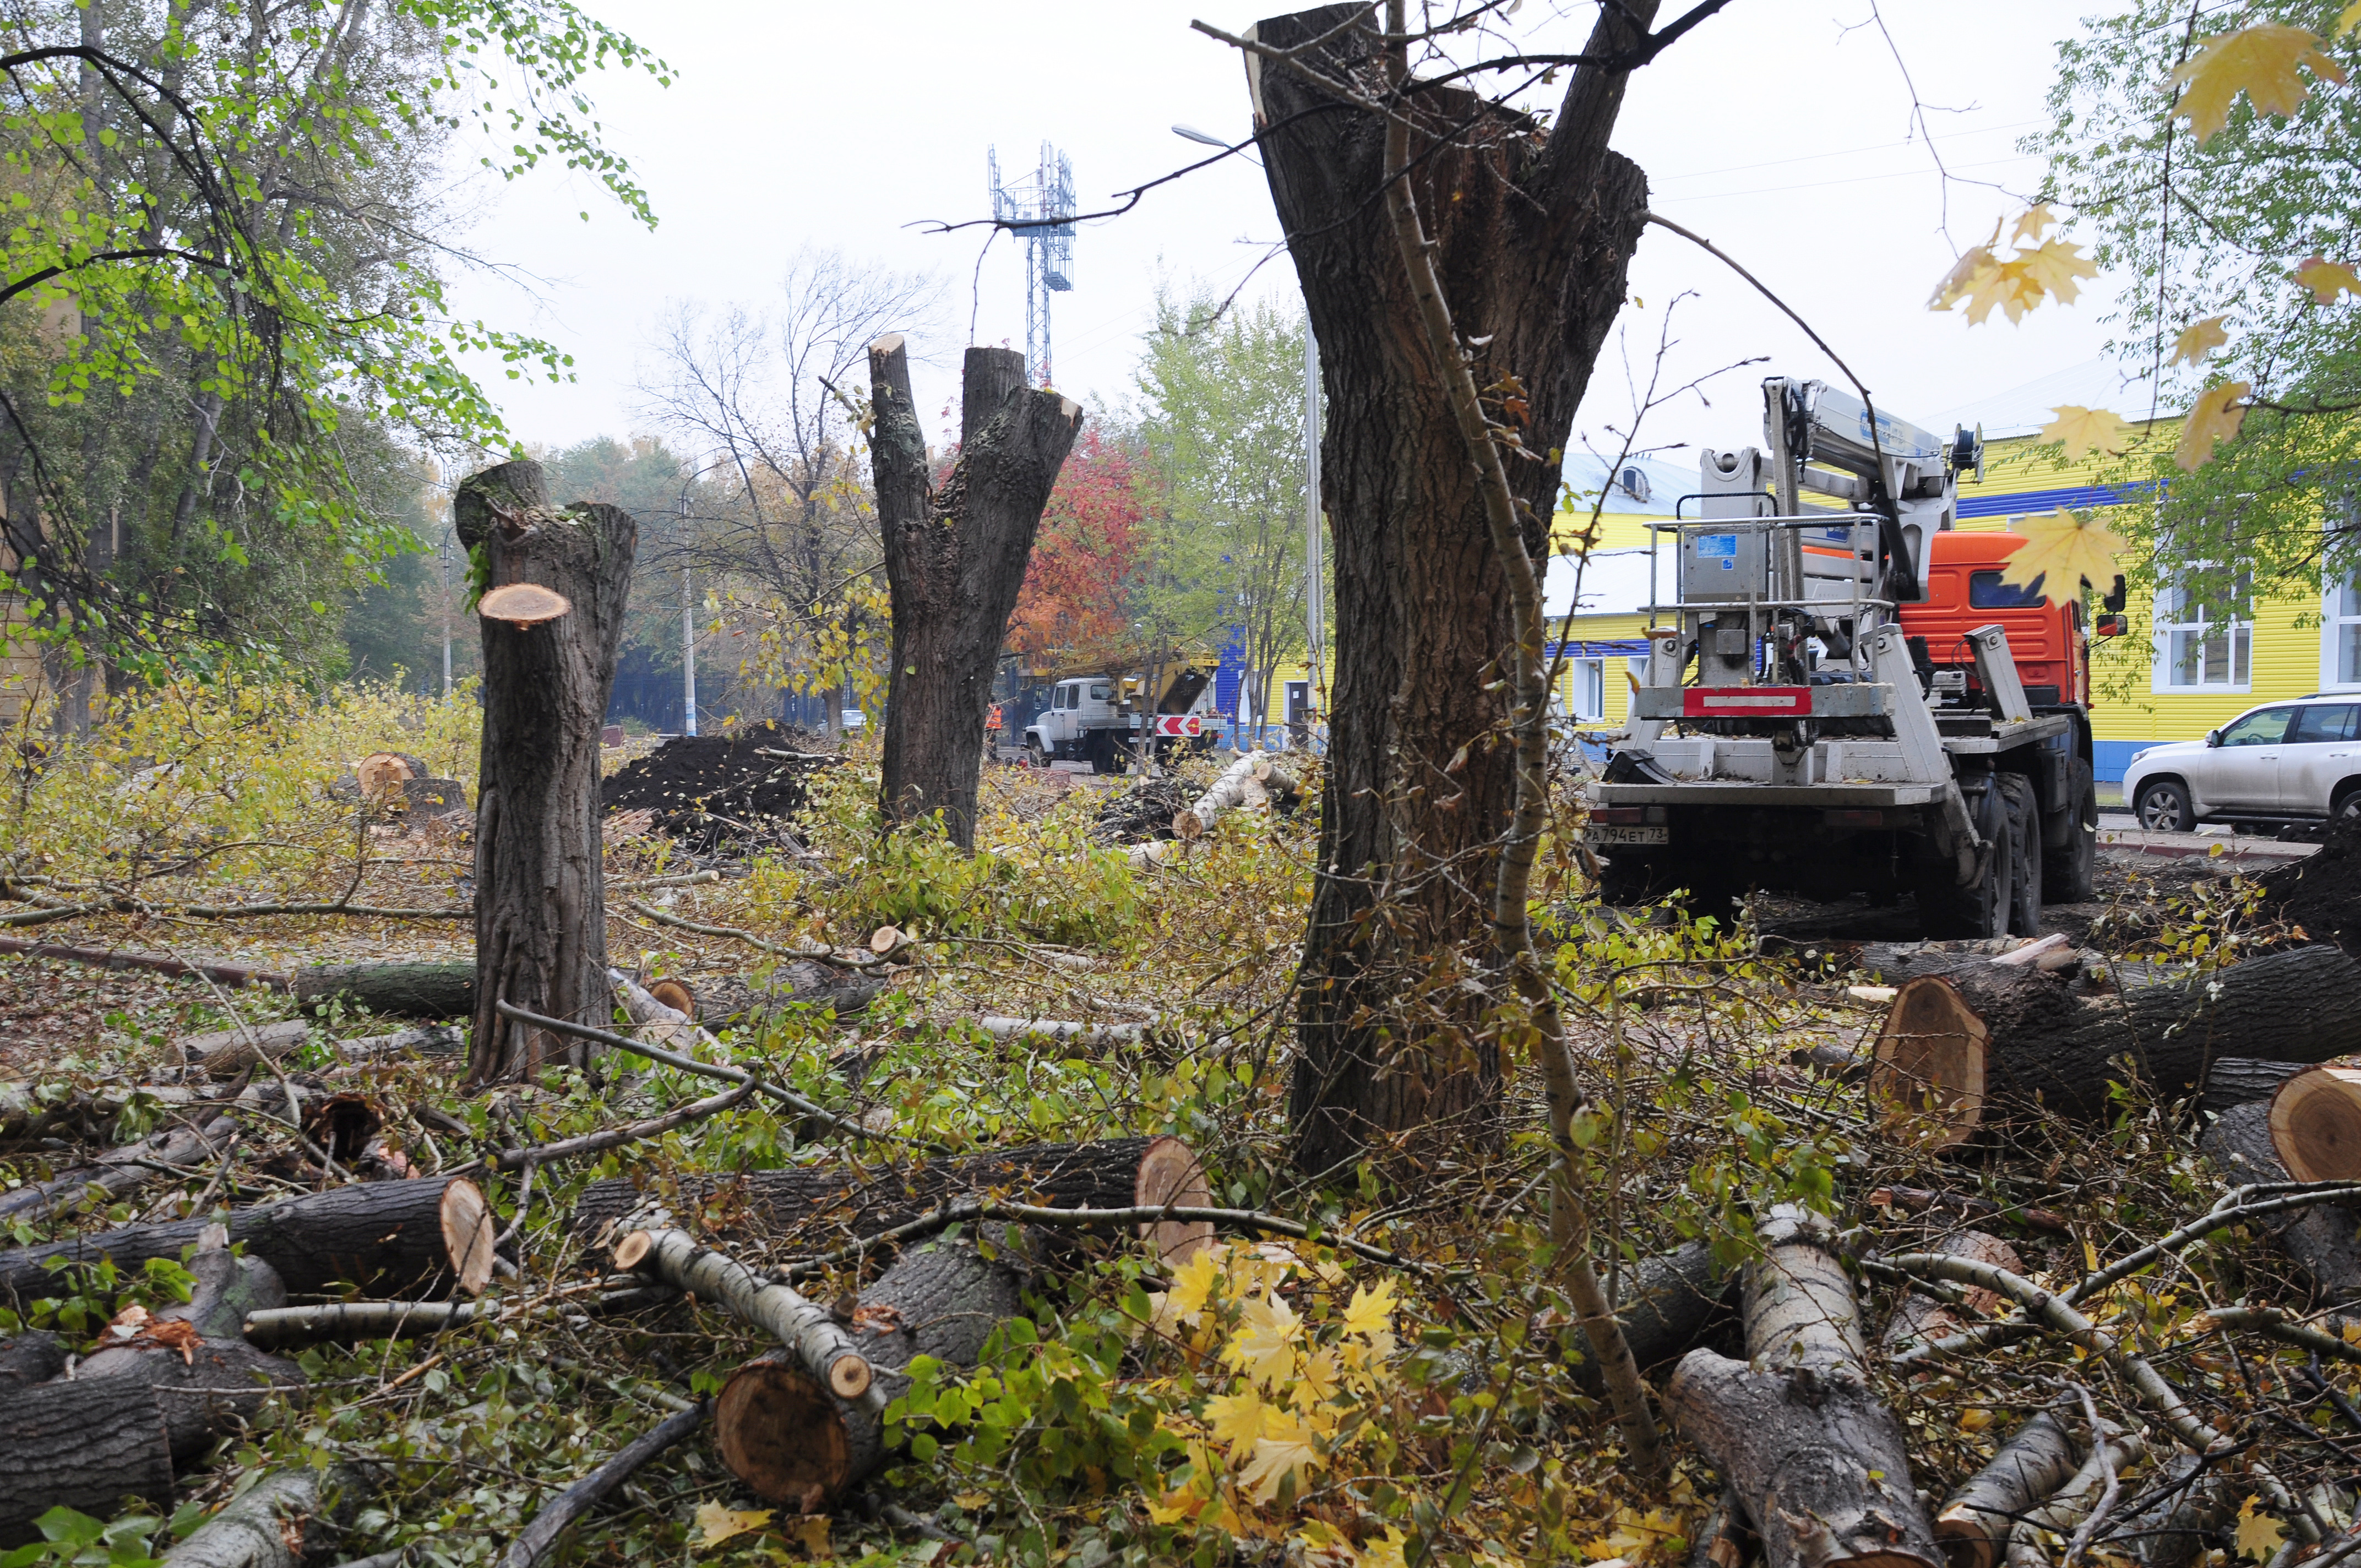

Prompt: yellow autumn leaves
[{"left": 1925, "top": 205, "right": 2098, "bottom": 325}]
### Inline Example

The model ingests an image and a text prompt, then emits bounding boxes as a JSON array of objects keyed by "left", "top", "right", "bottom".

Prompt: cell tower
[{"left": 988, "top": 141, "right": 1075, "bottom": 387}]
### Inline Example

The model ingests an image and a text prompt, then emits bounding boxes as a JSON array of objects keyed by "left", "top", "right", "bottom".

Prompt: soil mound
[
  {"left": 602, "top": 722, "right": 836, "bottom": 850},
  {"left": 2255, "top": 813, "right": 2361, "bottom": 952}
]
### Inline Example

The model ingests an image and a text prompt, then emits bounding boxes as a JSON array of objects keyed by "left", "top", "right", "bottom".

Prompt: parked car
[{"left": 2124, "top": 695, "right": 2361, "bottom": 830}]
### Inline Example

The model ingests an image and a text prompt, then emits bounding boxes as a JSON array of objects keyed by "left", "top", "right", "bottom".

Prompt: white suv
[{"left": 2125, "top": 695, "right": 2361, "bottom": 830}]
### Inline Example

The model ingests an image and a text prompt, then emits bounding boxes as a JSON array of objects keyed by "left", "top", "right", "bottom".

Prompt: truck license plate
[{"left": 1585, "top": 825, "right": 1668, "bottom": 846}]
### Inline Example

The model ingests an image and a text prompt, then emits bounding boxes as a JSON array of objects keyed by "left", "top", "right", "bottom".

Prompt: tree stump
[
  {"left": 870, "top": 338, "right": 1081, "bottom": 850},
  {"left": 454, "top": 460, "right": 637, "bottom": 1081},
  {"left": 2268, "top": 1061, "right": 2361, "bottom": 1180}
]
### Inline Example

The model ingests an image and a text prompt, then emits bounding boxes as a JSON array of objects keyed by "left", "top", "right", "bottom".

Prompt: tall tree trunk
[
  {"left": 1251, "top": 3, "right": 1651, "bottom": 1174},
  {"left": 456, "top": 460, "right": 637, "bottom": 1081},
  {"left": 871, "top": 339, "right": 1082, "bottom": 849}
]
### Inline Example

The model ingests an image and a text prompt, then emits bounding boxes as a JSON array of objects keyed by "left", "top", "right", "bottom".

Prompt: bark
[
  {"left": 0, "top": 1378, "right": 175, "bottom": 1545},
  {"left": 1999, "top": 1427, "right": 2143, "bottom": 1568},
  {"left": 157, "top": 1466, "right": 365, "bottom": 1568},
  {"left": 613, "top": 1228, "right": 873, "bottom": 1400},
  {"left": 1570, "top": 1242, "right": 1736, "bottom": 1393},
  {"left": 76, "top": 1249, "right": 306, "bottom": 1461},
  {"left": 1880, "top": 1231, "right": 2023, "bottom": 1355},
  {"left": 715, "top": 1234, "right": 1027, "bottom": 1510},
  {"left": 1932, "top": 1406, "right": 2082, "bottom": 1568},
  {"left": 0, "top": 1174, "right": 497, "bottom": 1303},
  {"left": 0, "top": 1113, "right": 235, "bottom": 1224},
  {"left": 2268, "top": 1063, "right": 2361, "bottom": 1182},
  {"left": 2200, "top": 1058, "right": 2309, "bottom": 1115},
  {"left": 2199, "top": 1102, "right": 2361, "bottom": 1313},
  {"left": 0, "top": 1329, "right": 66, "bottom": 1387},
  {"left": 1870, "top": 945, "right": 2361, "bottom": 1141},
  {"left": 2092, "top": 1454, "right": 2238, "bottom": 1568},
  {"left": 1664, "top": 1207, "right": 1941, "bottom": 1568},
  {"left": 295, "top": 962, "right": 473, "bottom": 1020},
  {"left": 241, "top": 1283, "right": 679, "bottom": 1348},
  {"left": 570, "top": 1135, "right": 1209, "bottom": 1262},
  {"left": 1172, "top": 753, "right": 1263, "bottom": 841},
  {"left": 1252, "top": 3, "right": 1652, "bottom": 1175},
  {"left": 680, "top": 965, "right": 881, "bottom": 1026},
  {"left": 179, "top": 1020, "right": 307, "bottom": 1076},
  {"left": 499, "top": 1402, "right": 707, "bottom": 1568},
  {"left": 0, "top": 937, "right": 289, "bottom": 990},
  {"left": 455, "top": 460, "right": 637, "bottom": 1080},
  {"left": 871, "top": 338, "right": 1082, "bottom": 850}
]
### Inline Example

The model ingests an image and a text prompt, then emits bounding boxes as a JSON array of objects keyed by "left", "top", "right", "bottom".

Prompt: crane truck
[
  {"left": 1587, "top": 377, "right": 2110, "bottom": 940},
  {"left": 1020, "top": 657, "right": 1221, "bottom": 773}
]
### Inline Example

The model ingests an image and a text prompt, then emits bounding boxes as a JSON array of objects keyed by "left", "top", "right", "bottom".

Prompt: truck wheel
[
  {"left": 1916, "top": 782, "right": 2012, "bottom": 939},
  {"left": 1999, "top": 774, "right": 2042, "bottom": 936},
  {"left": 2044, "top": 758, "right": 2099, "bottom": 903},
  {"left": 1026, "top": 737, "right": 1047, "bottom": 769}
]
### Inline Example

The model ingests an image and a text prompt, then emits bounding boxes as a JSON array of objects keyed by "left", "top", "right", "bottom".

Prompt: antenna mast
[{"left": 988, "top": 141, "right": 1075, "bottom": 386}]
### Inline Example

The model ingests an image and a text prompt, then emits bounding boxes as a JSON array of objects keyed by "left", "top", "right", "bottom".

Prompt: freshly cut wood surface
[
  {"left": 1870, "top": 974, "right": 1991, "bottom": 1148},
  {"left": 2269, "top": 1062, "right": 2361, "bottom": 1182},
  {"left": 477, "top": 581, "right": 572, "bottom": 625},
  {"left": 2200, "top": 1102, "right": 2361, "bottom": 1314}
]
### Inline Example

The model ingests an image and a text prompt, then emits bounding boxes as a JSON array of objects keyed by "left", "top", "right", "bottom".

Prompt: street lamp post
[{"left": 679, "top": 491, "right": 698, "bottom": 738}]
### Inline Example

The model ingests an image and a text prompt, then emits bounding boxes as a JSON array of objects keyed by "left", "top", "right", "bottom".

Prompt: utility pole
[
  {"left": 437, "top": 462, "right": 454, "bottom": 699},
  {"left": 679, "top": 491, "right": 698, "bottom": 737},
  {"left": 1304, "top": 323, "right": 1323, "bottom": 712}
]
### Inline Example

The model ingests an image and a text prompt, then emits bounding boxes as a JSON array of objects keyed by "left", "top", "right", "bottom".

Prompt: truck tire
[
  {"left": 1026, "top": 737, "right": 1048, "bottom": 769},
  {"left": 2044, "top": 758, "right": 2098, "bottom": 903},
  {"left": 1916, "top": 782, "right": 2012, "bottom": 940},
  {"left": 1999, "top": 773, "right": 2042, "bottom": 936}
]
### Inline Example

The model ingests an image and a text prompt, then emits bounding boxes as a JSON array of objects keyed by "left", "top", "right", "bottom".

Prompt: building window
[
  {"left": 1563, "top": 656, "right": 1606, "bottom": 721},
  {"left": 2155, "top": 578, "right": 2251, "bottom": 691},
  {"left": 2325, "top": 575, "right": 2361, "bottom": 689}
]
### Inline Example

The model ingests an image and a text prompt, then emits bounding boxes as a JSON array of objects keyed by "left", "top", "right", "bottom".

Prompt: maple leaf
[
  {"left": 2295, "top": 255, "right": 2361, "bottom": 304},
  {"left": 1342, "top": 1278, "right": 1399, "bottom": 1340},
  {"left": 1966, "top": 258, "right": 2040, "bottom": 325},
  {"left": 2177, "top": 380, "right": 2251, "bottom": 471},
  {"left": 2039, "top": 406, "right": 2131, "bottom": 460},
  {"left": 2016, "top": 237, "right": 2099, "bottom": 306},
  {"left": 1204, "top": 1386, "right": 1271, "bottom": 1454},
  {"left": 1292, "top": 1347, "right": 1342, "bottom": 1407},
  {"left": 1361, "top": 1527, "right": 1412, "bottom": 1568},
  {"left": 791, "top": 1516, "right": 831, "bottom": 1560},
  {"left": 2234, "top": 1495, "right": 2286, "bottom": 1561},
  {"left": 1927, "top": 243, "right": 1998, "bottom": 311},
  {"left": 1239, "top": 1409, "right": 1323, "bottom": 1504},
  {"left": 2169, "top": 25, "right": 2348, "bottom": 144},
  {"left": 692, "top": 1502, "right": 772, "bottom": 1550},
  {"left": 2001, "top": 509, "right": 2128, "bottom": 593},
  {"left": 1162, "top": 1246, "right": 1223, "bottom": 1325},
  {"left": 2009, "top": 204, "right": 2058, "bottom": 247},
  {"left": 1224, "top": 1293, "right": 1304, "bottom": 1389},
  {"left": 2172, "top": 315, "right": 2229, "bottom": 366}
]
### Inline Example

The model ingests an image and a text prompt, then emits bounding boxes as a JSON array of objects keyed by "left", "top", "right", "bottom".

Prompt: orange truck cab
[{"left": 1902, "top": 530, "right": 2092, "bottom": 713}]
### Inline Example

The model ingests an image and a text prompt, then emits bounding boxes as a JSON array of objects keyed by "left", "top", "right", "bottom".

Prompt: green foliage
[{"left": 0, "top": 1503, "right": 196, "bottom": 1568}]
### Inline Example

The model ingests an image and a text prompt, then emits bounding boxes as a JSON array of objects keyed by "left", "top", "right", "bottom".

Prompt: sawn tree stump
[{"left": 455, "top": 459, "right": 637, "bottom": 1081}]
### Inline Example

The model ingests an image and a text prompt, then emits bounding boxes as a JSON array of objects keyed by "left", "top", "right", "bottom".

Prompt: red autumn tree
[{"left": 1008, "top": 428, "right": 1147, "bottom": 666}]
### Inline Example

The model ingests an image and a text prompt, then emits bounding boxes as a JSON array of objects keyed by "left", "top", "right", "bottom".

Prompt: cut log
[
  {"left": 477, "top": 582, "right": 571, "bottom": 627},
  {"left": 614, "top": 1228, "right": 872, "bottom": 1400},
  {"left": 570, "top": 1135, "right": 1211, "bottom": 1264},
  {"left": 179, "top": 1019, "right": 308, "bottom": 1077},
  {"left": 1999, "top": 1425, "right": 2143, "bottom": 1567},
  {"left": 157, "top": 1466, "right": 363, "bottom": 1568},
  {"left": 295, "top": 962, "right": 473, "bottom": 1021},
  {"left": 1870, "top": 945, "right": 2361, "bottom": 1142},
  {"left": 0, "top": 1329, "right": 66, "bottom": 1387},
  {"left": 2269, "top": 1061, "right": 2361, "bottom": 1181},
  {"left": 1882, "top": 1231, "right": 2023, "bottom": 1355},
  {"left": 77, "top": 1246, "right": 306, "bottom": 1461},
  {"left": 0, "top": 1377, "right": 176, "bottom": 1545},
  {"left": 2092, "top": 1453, "right": 2238, "bottom": 1568},
  {"left": 0, "top": 1174, "right": 497, "bottom": 1303},
  {"left": 680, "top": 964, "right": 882, "bottom": 1026},
  {"left": 1172, "top": 752, "right": 1264, "bottom": 841},
  {"left": 1665, "top": 1206, "right": 1941, "bottom": 1568},
  {"left": 2200, "top": 1102, "right": 2361, "bottom": 1313},
  {"left": 716, "top": 1233, "right": 1027, "bottom": 1510},
  {"left": 1252, "top": 756, "right": 1303, "bottom": 808},
  {"left": 1688, "top": 1488, "right": 1754, "bottom": 1568},
  {"left": 456, "top": 458, "right": 637, "bottom": 1081},
  {"left": 871, "top": 338, "right": 1082, "bottom": 851},
  {"left": 1933, "top": 1406, "right": 2082, "bottom": 1568},
  {"left": 355, "top": 752, "right": 423, "bottom": 799},
  {"left": 1573, "top": 1242, "right": 1736, "bottom": 1393},
  {"left": 2199, "top": 1057, "right": 2308, "bottom": 1115},
  {"left": 0, "top": 1112, "right": 236, "bottom": 1224}
]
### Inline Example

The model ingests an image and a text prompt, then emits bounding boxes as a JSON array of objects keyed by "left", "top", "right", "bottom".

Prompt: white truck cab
[{"left": 1024, "top": 678, "right": 1129, "bottom": 771}]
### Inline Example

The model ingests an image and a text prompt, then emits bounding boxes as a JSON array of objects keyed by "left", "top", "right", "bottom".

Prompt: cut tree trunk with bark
[
  {"left": 1881, "top": 1231, "right": 2023, "bottom": 1355},
  {"left": 75, "top": 1245, "right": 306, "bottom": 1461},
  {"left": 1664, "top": 1207, "right": 1943, "bottom": 1568},
  {"left": 2201, "top": 1101, "right": 2361, "bottom": 1314},
  {"left": 0, "top": 1113, "right": 235, "bottom": 1225},
  {"left": 0, "top": 1329, "right": 66, "bottom": 1387},
  {"left": 871, "top": 338, "right": 1082, "bottom": 851},
  {"left": 1869, "top": 945, "right": 2361, "bottom": 1145},
  {"left": 0, "top": 1376, "right": 176, "bottom": 1545},
  {"left": 571, "top": 1135, "right": 1210, "bottom": 1262},
  {"left": 1933, "top": 1406, "right": 2082, "bottom": 1568},
  {"left": 1172, "top": 753, "right": 1263, "bottom": 841},
  {"left": 1252, "top": 3, "right": 1653, "bottom": 1175},
  {"left": 2201, "top": 1058, "right": 2309, "bottom": 1115},
  {"left": 715, "top": 1234, "right": 1027, "bottom": 1511},
  {"left": 612, "top": 1228, "right": 873, "bottom": 1402},
  {"left": 2268, "top": 1062, "right": 2361, "bottom": 1181},
  {"left": 1571, "top": 1242, "right": 1736, "bottom": 1393},
  {"left": 178, "top": 1020, "right": 308, "bottom": 1076},
  {"left": 2092, "top": 1453, "right": 2238, "bottom": 1568},
  {"left": 678, "top": 965, "right": 881, "bottom": 1026},
  {"left": 156, "top": 1466, "right": 364, "bottom": 1568},
  {"left": 295, "top": 962, "right": 473, "bottom": 1020},
  {"left": 0, "top": 1174, "right": 498, "bottom": 1303},
  {"left": 455, "top": 460, "right": 637, "bottom": 1081}
]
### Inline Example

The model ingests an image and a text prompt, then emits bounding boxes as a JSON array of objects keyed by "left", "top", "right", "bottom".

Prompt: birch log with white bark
[
  {"left": 1172, "top": 752, "right": 1265, "bottom": 840},
  {"left": 613, "top": 1228, "right": 871, "bottom": 1400}
]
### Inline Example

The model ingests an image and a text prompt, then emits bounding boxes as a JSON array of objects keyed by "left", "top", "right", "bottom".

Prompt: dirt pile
[
  {"left": 601, "top": 723, "right": 836, "bottom": 851},
  {"left": 2254, "top": 813, "right": 2361, "bottom": 951}
]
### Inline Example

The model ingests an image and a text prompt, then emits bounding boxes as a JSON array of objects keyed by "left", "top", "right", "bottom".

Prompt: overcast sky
[{"left": 438, "top": 0, "right": 2135, "bottom": 481}]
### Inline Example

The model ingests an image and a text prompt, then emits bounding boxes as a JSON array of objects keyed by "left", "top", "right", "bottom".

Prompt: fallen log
[
  {"left": 2268, "top": 1061, "right": 2361, "bottom": 1181},
  {"left": 2000, "top": 1424, "right": 2142, "bottom": 1567},
  {"left": 1870, "top": 945, "right": 2361, "bottom": 1145},
  {"left": 716, "top": 1234, "right": 1026, "bottom": 1510},
  {"left": 0, "top": 1329, "right": 66, "bottom": 1386},
  {"left": 297, "top": 961, "right": 473, "bottom": 1021},
  {"left": 1252, "top": 756, "right": 1303, "bottom": 809},
  {"left": 671, "top": 964, "right": 881, "bottom": 1026},
  {"left": 1172, "top": 752, "right": 1264, "bottom": 841},
  {"left": 1665, "top": 1206, "right": 1941, "bottom": 1568},
  {"left": 1574, "top": 1242, "right": 1735, "bottom": 1392},
  {"left": 157, "top": 1466, "right": 363, "bottom": 1568},
  {"left": 178, "top": 1020, "right": 308, "bottom": 1077},
  {"left": 241, "top": 1281, "right": 679, "bottom": 1348},
  {"left": 2200, "top": 1057, "right": 2309, "bottom": 1115},
  {"left": 0, "top": 937, "right": 289, "bottom": 989},
  {"left": 0, "top": 1377, "right": 177, "bottom": 1545},
  {"left": 570, "top": 1134, "right": 1211, "bottom": 1263},
  {"left": 2199, "top": 1102, "right": 2361, "bottom": 1313},
  {"left": 613, "top": 1228, "right": 872, "bottom": 1400},
  {"left": 499, "top": 1402, "right": 708, "bottom": 1568},
  {"left": 0, "top": 1112, "right": 236, "bottom": 1225},
  {"left": 0, "top": 1173, "right": 498, "bottom": 1303},
  {"left": 1880, "top": 1231, "right": 2022, "bottom": 1355},
  {"left": 1933, "top": 1405, "right": 2082, "bottom": 1568},
  {"left": 77, "top": 1240, "right": 306, "bottom": 1461}
]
